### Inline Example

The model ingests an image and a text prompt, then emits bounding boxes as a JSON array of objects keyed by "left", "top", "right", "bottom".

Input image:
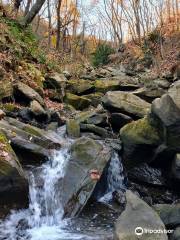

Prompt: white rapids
[{"left": 0, "top": 131, "right": 125, "bottom": 240}]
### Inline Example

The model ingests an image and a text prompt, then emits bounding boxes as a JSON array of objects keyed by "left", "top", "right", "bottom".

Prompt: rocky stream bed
[{"left": 0, "top": 64, "right": 180, "bottom": 240}]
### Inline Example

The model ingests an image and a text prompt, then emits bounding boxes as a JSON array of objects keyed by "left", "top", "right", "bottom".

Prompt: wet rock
[
  {"left": 62, "top": 137, "right": 111, "bottom": 217},
  {"left": 120, "top": 117, "right": 161, "bottom": 169},
  {"left": 128, "top": 163, "right": 166, "bottom": 186},
  {"left": 18, "top": 107, "right": 33, "bottom": 122},
  {"left": 66, "top": 119, "right": 80, "bottom": 138},
  {"left": 0, "top": 130, "right": 28, "bottom": 205},
  {"left": 102, "top": 91, "right": 150, "bottom": 118},
  {"left": 14, "top": 82, "right": 44, "bottom": 106},
  {"left": 153, "top": 204, "right": 180, "bottom": 227},
  {"left": 171, "top": 154, "right": 180, "bottom": 181},
  {"left": 170, "top": 227, "right": 180, "bottom": 240},
  {"left": 115, "top": 190, "right": 167, "bottom": 240},
  {"left": 65, "top": 93, "right": 91, "bottom": 110},
  {"left": 110, "top": 113, "right": 132, "bottom": 131}
]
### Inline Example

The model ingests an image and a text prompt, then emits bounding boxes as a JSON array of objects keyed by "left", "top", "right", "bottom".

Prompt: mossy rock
[
  {"left": 0, "top": 130, "right": 28, "bottom": 205},
  {"left": 66, "top": 119, "right": 80, "bottom": 138},
  {"left": 94, "top": 79, "right": 121, "bottom": 93},
  {"left": 120, "top": 117, "right": 161, "bottom": 169},
  {"left": 65, "top": 93, "right": 91, "bottom": 110},
  {"left": 67, "top": 79, "right": 94, "bottom": 95},
  {"left": 83, "top": 92, "right": 104, "bottom": 107}
]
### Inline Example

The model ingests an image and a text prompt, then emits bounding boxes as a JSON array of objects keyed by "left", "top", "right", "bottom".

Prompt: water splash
[{"left": 99, "top": 152, "right": 126, "bottom": 203}]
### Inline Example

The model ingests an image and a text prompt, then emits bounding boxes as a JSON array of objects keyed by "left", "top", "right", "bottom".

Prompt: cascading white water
[
  {"left": 0, "top": 146, "right": 90, "bottom": 240},
  {"left": 0, "top": 134, "right": 126, "bottom": 240},
  {"left": 99, "top": 152, "right": 126, "bottom": 203}
]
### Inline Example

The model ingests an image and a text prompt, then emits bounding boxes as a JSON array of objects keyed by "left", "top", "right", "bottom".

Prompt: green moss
[
  {"left": 94, "top": 80, "right": 120, "bottom": 93},
  {"left": 65, "top": 93, "right": 91, "bottom": 110},
  {"left": 0, "top": 132, "right": 12, "bottom": 153},
  {"left": 0, "top": 103, "right": 17, "bottom": 112},
  {"left": 120, "top": 117, "right": 160, "bottom": 145},
  {"left": 23, "top": 125, "right": 42, "bottom": 137},
  {"left": 66, "top": 119, "right": 80, "bottom": 138}
]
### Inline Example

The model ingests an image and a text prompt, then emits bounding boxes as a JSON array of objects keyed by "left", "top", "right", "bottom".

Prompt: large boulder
[
  {"left": 115, "top": 190, "right": 167, "bottom": 240},
  {"left": 0, "top": 131, "right": 28, "bottom": 205},
  {"left": 65, "top": 93, "right": 91, "bottom": 110},
  {"left": 61, "top": 137, "right": 111, "bottom": 217},
  {"left": 154, "top": 204, "right": 180, "bottom": 227},
  {"left": 67, "top": 79, "right": 94, "bottom": 95},
  {"left": 133, "top": 87, "right": 166, "bottom": 102},
  {"left": 83, "top": 92, "right": 103, "bottom": 107},
  {"left": 14, "top": 82, "right": 44, "bottom": 106},
  {"left": 0, "top": 117, "right": 61, "bottom": 164},
  {"left": 44, "top": 72, "right": 67, "bottom": 89},
  {"left": 102, "top": 91, "right": 150, "bottom": 118},
  {"left": 168, "top": 80, "right": 180, "bottom": 109},
  {"left": 120, "top": 117, "right": 161, "bottom": 169},
  {"left": 94, "top": 79, "right": 121, "bottom": 93},
  {"left": 151, "top": 94, "right": 180, "bottom": 151}
]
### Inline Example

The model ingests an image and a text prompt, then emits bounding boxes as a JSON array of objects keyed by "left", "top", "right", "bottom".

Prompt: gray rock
[
  {"left": 170, "top": 227, "right": 180, "bottom": 240},
  {"left": 115, "top": 190, "right": 167, "bottom": 240},
  {"left": 120, "top": 117, "right": 161, "bottom": 169},
  {"left": 61, "top": 137, "right": 111, "bottom": 217},
  {"left": 14, "top": 82, "right": 44, "bottom": 106},
  {"left": 110, "top": 112, "right": 132, "bottom": 131},
  {"left": 80, "top": 123, "right": 113, "bottom": 139},
  {"left": 171, "top": 153, "right": 180, "bottom": 181},
  {"left": 0, "top": 117, "right": 61, "bottom": 164},
  {"left": 30, "top": 100, "right": 47, "bottom": 117},
  {"left": 45, "top": 72, "right": 67, "bottom": 89},
  {"left": 102, "top": 91, "right": 150, "bottom": 118},
  {"left": 66, "top": 119, "right": 81, "bottom": 138},
  {"left": 151, "top": 94, "right": 180, "bottom": 151},
  {"left": 128, "top": 163, "right": 166, "bottom": 186},
  {"left": 154, "top": 204, "right": 180, "bottom": 227},
  {"left": 168, "top": 80, "right": 180, "bottom": 109},
  {"left": 0, "top": 130, "right": 28, "bottom": 205},
  {"left": 133, "top": 87, "right": 166, "bottom": 101}
]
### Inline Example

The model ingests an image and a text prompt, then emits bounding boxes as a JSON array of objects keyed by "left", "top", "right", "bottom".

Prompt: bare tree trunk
[
  {"left": 56, "top": 0, "right": 62, "bottom": 50},
  {"left": 22, "top": 0, "right": 46, "bottom": 26},
  {"left": 24, "top": 0, "right": 31, "bottom": 16},
  {"left": 47, "top": 0, "right": 52, "bottom": 48}
]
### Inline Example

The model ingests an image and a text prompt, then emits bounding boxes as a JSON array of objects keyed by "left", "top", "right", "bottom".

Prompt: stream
[{"left": 0, "top": 132, "right": 125, "bottom": 240}]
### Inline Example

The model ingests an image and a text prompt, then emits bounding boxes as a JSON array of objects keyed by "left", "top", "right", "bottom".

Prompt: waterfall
[
  {"left": 0, "top": 138, "right": 126, "bottom": 240},
  {"left": 99, "top": 152, "right": 126, "bottom": 203}
]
